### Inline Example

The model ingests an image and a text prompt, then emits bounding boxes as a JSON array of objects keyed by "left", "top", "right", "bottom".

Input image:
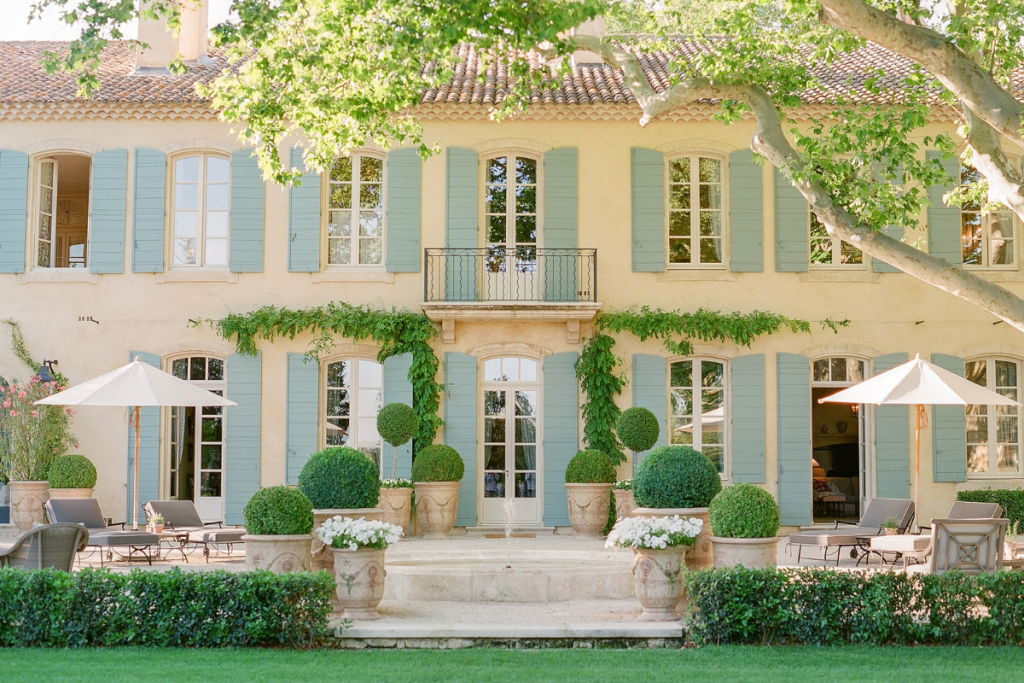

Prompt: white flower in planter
[
  {"left": 317, "top": 515, "right": 403, "bottom": 551},
  {"left": 605, "top": 515, "right": 703, "bottom": 550}
]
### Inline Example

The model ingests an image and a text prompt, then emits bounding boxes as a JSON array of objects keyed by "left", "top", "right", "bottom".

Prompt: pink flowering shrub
[{"left": 0, "top": 377, "right": 77, "bottom": 481}]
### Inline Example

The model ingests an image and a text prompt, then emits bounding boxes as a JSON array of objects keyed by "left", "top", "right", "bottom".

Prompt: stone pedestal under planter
[
  {"left": 243, "top": 534, "right": 312, "bottom": 572},
  {"left": 47, "top": 487, "right": 94, "bottom": 500},
  {"left": 633, "top": 506, "right": 712, "bottom": 570},
  {"left": 9, "top": 481, "right": 49, "bottom": 531},
  {"left": 613, "top": 489, "right": 635, "bottom": 520},
  {"left": 631, "top": 546, "right": 686, "bottom": 621},
  {"left": 565, "top": 483, "right": 613, "bottom": 537},
  {"left": 378, "top": 488, "right": 413, "bottom": 536},
  {"left": 311, "top": 508, "right": 383, "bottom": 573},
  {"left": 413, "top": 482, "right": 460, "bottom": 538},
  {"left": 710, "top": 536, "right": 780, "bottom": 568},
  {"left": 332, "top": 547, "right": 387, "bottom": 620}
]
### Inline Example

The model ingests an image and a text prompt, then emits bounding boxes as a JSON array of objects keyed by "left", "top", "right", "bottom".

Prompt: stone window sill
[
  {"left": 312, "top": 269, "right": 395, "bottom": 283},
  {"left": 968, "top": 269, "right": 1023, "bottom": 282},
  {"left": 155, "top": 270, "right": 239, "bottom": 284},
  {"left": 660, "top": 269, "right": 735, "bottom": 282},
  {"left": 17, "top": 270, "right": 99, "bottom": 284},
  {"left": 800, "top": 270, "right": 880, "bottom": 283}
]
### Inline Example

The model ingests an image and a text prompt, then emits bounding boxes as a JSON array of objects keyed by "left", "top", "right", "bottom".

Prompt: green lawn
[{"left": 3, "top": 646, "right": 1024, "bottom": 682}]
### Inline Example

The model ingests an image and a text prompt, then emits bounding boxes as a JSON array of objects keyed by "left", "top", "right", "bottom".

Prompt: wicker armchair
[{"left": 0, "top": 523, "right": 89, "bottom": 571}]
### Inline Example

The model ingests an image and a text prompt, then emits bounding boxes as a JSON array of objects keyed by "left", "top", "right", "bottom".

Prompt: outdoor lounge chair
[
  {"left": 913, "top": 501, "right": 1003, "bottom": 533},
  {"left": 904, "top": 518, "right": 1009, "bottom": 576},
  {"left": 786, "top": 497, "right": 915, "bottom": 565},
  {"left": 45, "top": 498, "right": 159, "bottom": 566},
  {"left": 0, "top": 523, "right": 88, "bottom": 570},
  {"left": 144, "top": 500, "right": 245, "bottom": 562}
]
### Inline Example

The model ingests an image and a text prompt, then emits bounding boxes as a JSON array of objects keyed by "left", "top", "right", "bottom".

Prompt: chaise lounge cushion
[
  {"left": 86, "top": 530, "right": 161, "bottom": 547},
  {"left": 46, "top": 498, "right": 159, "bottom": 548},
  {"left": 186, "top": 528, "right": 246, "bottom": 544}
]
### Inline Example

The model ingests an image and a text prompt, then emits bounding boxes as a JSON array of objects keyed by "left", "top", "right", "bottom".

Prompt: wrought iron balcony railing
[{"left": 424, "top": 248, "right": 597, "bottom": 303}]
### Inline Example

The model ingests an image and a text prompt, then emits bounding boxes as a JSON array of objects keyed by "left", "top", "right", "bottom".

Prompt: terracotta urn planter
[
  {"left": 311, "top": 508, "right": 383, "bottom": 573},
  {"left": 378, "top": 487, "right": 413, "bottom": 536},
  {"left": 631, "top": 546, "right": 687, "bottom": 621},
  {"left": 243, "top": 534, "right": 312, "bottom": 572},
  {"left": 9, "top": 481, "right": 49, "bottom": 531},
  {"left": 633, "top": 506, "right": 712, "bottom": 570},
  {"left": 710, "top": 536, "right": 780, "bottom": 568},
  {"left": 613, "top": 489, "right": 635, "bottom": 520},
  {"left": 332, "top": 547, "right": 387, "bottom": 620},
  {"left": 565, "top": 483, "right": 613, "bottom": 537},
  {"left": 47, "top": 487, "right": 94, "bottom": 500},
  {"left": 413, "top": 482, "right": 460, "bottom": 538}
]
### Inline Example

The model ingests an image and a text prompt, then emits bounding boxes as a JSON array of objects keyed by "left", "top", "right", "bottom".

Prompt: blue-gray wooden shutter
[
  {"left": 88, "top": 149, "right": 127, "bottom": 274},
  {"left": 288, "top": 148, "right": 321, "bottom": 272},
  {"left": 631, "top": 147, "right": 665, "bottom": 272},
  {"left": 286, "top": 352, "right": 320, "bottom": 485},
  {"left": 931, "top": 353, "right": 967, "bottom": 483},
  {"left": 776, "top": 353, "right": 811, "bottom": 525},
  {"left": 445, "top": 148, "right": 478, "bottom": 300},
  {"left": 774, "top": 168, "right": 808, "bottom": 272},
  {"left": 0, "top": 150, "right": 29, "bottom": 274},
  {"left": 872, "top": 224, "right": 904, "bottom": 273},
  {"left": 926, "top": 150, "right": 962, "bottom": 265},
  {"left": 730, "top": 354, "right": 766, "bottom": 483},
  {"left": 445, "top": 352, "right": 478, "bottom": 526},
  {"left": 632, "top": 354, "right": 668, "bottom": 453},
  {"left": 132, "top": 149, "right": 166, "bottom": 273},
  {"left": 127, "top": 351, "right": 161, "bottom": 522},
  {"left": 385, "top": 148, "right": 421, "bottom": 273},
  {"left": 729, "top": 150, "right": 763, "bottom": 272},
  {"left": 543, "top": 352, "right": 579, "bottom": 527},
  {"left": 229, "top": 149, "right": 265, "bottom": 273},
  {"left": 543, "top": 147, "right": 578, "bottom": 301},
  {"left": 225, "top": 352, "right": 261, "bottom": 525},
  {"left": 383, "top": 352, "right": 414, "bottom": 479},
  {"left": 874, "top": 353, "right": 910, "bottom": 497}
]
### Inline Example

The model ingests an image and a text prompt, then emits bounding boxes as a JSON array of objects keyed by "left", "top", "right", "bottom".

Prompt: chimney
[
  {"left": 570, "top": 16, "right": 605, "bottom": 67},
  {"left": 135, "top": 0, "right": 209, "bottom": 71}
]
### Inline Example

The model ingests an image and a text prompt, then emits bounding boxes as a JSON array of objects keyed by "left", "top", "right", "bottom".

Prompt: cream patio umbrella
[
  {"left": 36, "top": 358, "right": 236, "bottom": 530},
  {"left": 819, "top": 354, "right": 1019, "bottom": 517}
]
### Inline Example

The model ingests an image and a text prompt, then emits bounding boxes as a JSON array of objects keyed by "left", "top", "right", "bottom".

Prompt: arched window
[
  {"left": 667, "top": 155, "right": 723, "bottom": 266},
  {"left": 965, "top": 357, "right": 1022, "bottom": 476},
  {"left": 171, "top": 153, "right": 230, "bottom": 267},
  {"left": 669, "top": 358, "right": 726, "bottom": 473},
  {"left": 482, "top": 357, "right": 539, "bottom": 502},
  {"left": 322, "top": 358, "right": 383, "bottom": 467},
  {"left": 812, "top": 357, "right": 865, "bottom": 384},
  {"left": 326, "top": 154, "right": 384, "bottom": 266}
]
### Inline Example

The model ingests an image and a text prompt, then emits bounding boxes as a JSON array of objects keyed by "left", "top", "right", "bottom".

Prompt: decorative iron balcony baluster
[{"left": 424, "top": 248, "right": 597, "bottom": 303}]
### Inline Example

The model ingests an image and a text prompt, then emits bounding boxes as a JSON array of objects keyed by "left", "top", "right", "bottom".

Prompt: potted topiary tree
[
  {"left": 564, "top": 450, "right": 617, "bottom": 537},
  {"left": 615, "top": 407, "right": 660, "bottom": 517},
  {"left": 376, "top": 403, "right": 419, "bottom": 534},
  {"left": 46, "top": 454, "right": 97, "bottom": 499},
  {"left": 708, "top": 483, "right": 781, "bottom": 568},
  {"left": 411, "top": 445, "right": 464, "bottom": 538},
  {"left": 242, "top": 485, "right": 315, "bottom": 572},
  {"left": 317, "top": 516, "right": 403, "bottom": 620},
  {"left": 632, "top": 445, "right": 722, "bottom": 570}
]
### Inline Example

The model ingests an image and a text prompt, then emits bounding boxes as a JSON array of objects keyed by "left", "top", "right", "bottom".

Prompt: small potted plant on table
[
  {"left": 242, "top": 485, "right": 315, "bottom": 573},
  {"left": 317, "top": 516, "right": 403, "bottom": 620},
  {"left": 411, "top": 445, "right": 464, "bottom": 538},
  {"left": 564, "top": 450, "right": 616, "bottom": 537},
  {"left": 148, "top": 512, "right": 165, "bottom": 534},
  {"left": 47, "top": 454, "right": 97, "bottom": 499},
  {"left": 376, "top": 403, "right": 419, "bottom": 534},
  {"left": 709, "top": 482, "right": 781, "bottom": 568},
  {"left": 881, "top": 516, "right": 899, "bottom": 536}
]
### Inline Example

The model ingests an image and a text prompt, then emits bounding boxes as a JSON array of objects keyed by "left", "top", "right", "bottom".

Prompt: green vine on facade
[
  {"left": 209, "top": 303, "right": 442, "bottom": 451},
  {"left": 576, "top": 307, "right": 849, "bottom": 465},
  {"left": 2, "top": 319, "right": 69, "bottom": 385}
]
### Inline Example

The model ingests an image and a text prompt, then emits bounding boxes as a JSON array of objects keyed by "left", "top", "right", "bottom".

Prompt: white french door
[
  {"left": 168, "top": 356, "right": 226, "bottom": 522},
  {"left": 484, "top": 155, "right": 540, "bottom": 301}
]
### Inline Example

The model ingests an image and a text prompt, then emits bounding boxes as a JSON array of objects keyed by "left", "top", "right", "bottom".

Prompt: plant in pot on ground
[
  {"left": 708, "top": 483, "right": 781, "bottom": 568},
  {"left": 242, "top": 485, "right": 315, "bottom": 572},
  {"left": 632, "top": 445, "right": 722, "bottom": 569},
  {"left": 411, "top": 444, "right": 464, "bottom": 538},
  {"left": 613, "top": 479, "right": 635, "bottom": 521},
  {"left": 564, "top": 449, "right": 617, "bottom": 537},
  {"left": 376, "top": 403, "right": 419, "bottom": 534},
  {"left": 317, "top": 516, "right": 403, "bottom": 620},
  {"left": 46, "top": 454, "right": 97, "bottom": 499}
]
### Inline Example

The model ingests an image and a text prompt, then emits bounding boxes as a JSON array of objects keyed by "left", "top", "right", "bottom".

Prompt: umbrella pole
[
  {"left": 914, "top": 405, "right": 928, "bottom": 525},
  {"left": 132, "top": 406, "right": 140, "bottom": 531}
]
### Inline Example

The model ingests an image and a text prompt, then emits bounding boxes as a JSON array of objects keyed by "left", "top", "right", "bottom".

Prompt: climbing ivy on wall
[
  {"left": 576, "top": 307, "right": 848, "bottom": 465},
  {"left": 210, "top": 303, "right": 442, "bottom": 451}
]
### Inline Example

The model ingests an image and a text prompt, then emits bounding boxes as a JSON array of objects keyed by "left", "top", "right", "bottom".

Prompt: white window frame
[
  {"left": 666, "top": 154, "right": 727, "bottom": 269},
  {"left": 320, "top": 357, "right": 384, "bottom": 473},
  {"left": 668, "top": 357, "right": 729, "bottom": 477},
  {"left": 323, "top": 152, "right": 386, "bottom": 268},
  {"left": 169, "top": 152, "right": 231, "bottom": 269},
  {"left": 960, "top": 164, "right": 1019, "bottom": 270},
  {"left": 31, "top": 154, "right": 92, "bottom": 270},
  {"left": 965, "top": 356, "right": 1024, "bottom": 479},
  {"left": 808, "top": 212, "right": 865, "bottom": 269},
  {"left": 482, "top": 153, "right": 541, "bottom": 252}
]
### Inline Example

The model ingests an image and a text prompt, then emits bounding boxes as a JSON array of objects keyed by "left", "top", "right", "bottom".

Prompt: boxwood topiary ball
[
  {"left": 411, "top": 445, "right": 465, "bottom": 483},
  {"left": 633, "top": 445, "right": 722, "bottom": 509},
  {"left": 243, "top": 486, "right": 315, "bottom": 535},
  {"left": 297, "top": 446, "right": 381, "bottom": 509},
  {"left": 377, "top": 403, "right": 419, "bottom": 447},
  {"left": 47, "top": 454, "right": 98, "bottom": 489},
  {"left": 616, "top": 407, "right": 660, "bottom": 453},
  {"left": 709, "top": 482, "right": 780, "bottom": 539},
  {"left": 565, "top": 450, "right": 617, "bottom": 484}
]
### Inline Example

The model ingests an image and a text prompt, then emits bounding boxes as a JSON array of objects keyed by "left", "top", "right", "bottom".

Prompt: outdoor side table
[
  {"left": 155, "top": 531, "right": 191, "bottom": 563},
  {"left": 870, "top": 534, "right": 930, "bottom": 568}
]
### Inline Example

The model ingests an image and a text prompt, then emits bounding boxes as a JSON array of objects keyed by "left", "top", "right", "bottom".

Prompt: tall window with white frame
[
  {"left": 168, "top": 356, "right": 226, "bottom": 521},
  {"left": 483, "top": 155, "right": 539, "bottom": 299},
  {"left": 323, "top": 359, "right": 383, "bottom": 470},
  {"left": 810, "top": 213, "right": 863, "bottom": 267},
  {"left": 327, "top": 155, "right": 384, "bottom": 266},
  {"left": 961, "top": 165, "right": 1016, "bottom": 268},
  {"left": 668, "top": 156, "right": 723, "bottom": 266},
  {"left": 965, "top": 357, "right": 1022, "bottom": 476},
  {"left": 669, "top": 359, "right": 727, "bottom": 473},
  {"left": 172, "top": 154, "right": 229, "bottom": 267},
  {"left": 35, "top": 154, "right": 91, "bottom": 269}
]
